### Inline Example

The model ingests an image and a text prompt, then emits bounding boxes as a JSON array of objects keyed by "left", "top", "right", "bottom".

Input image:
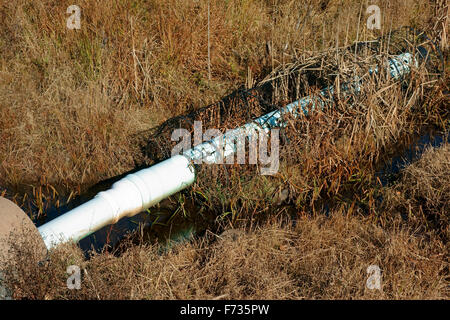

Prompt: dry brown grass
[
  {"left": 2, "top": 211, "right": 448, "bottom": 300},
  {"left": 0, "top": 0, "right": 448, "bottom": 300},
  {"left": 184, "top": 37, "right": 448, "bottom": 222},
  {"left": 0, "top": 0, "right": 444, "bottom": 193},
  {"left": 383, "top": 142, "right": 450, "bottom": 241},
  {"left": 3, "top": 145, "right": 449, "bottom": 300}
]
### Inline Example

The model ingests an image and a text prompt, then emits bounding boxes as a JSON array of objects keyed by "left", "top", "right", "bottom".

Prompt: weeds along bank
[
  {"left": 382, "top": 143, "right": 450, "bottom": 242},
  {"left": 3, "top": 144, "right": 449, "bottom": 299},
  {"left": 3, "top": 173, "right": 449, "bottom": 299},
  {"left": 0, "top": 0, "right": 445, "bottom": 193},
  {"left": 0, "top": 0, "right": 448, "bottom": 300}
]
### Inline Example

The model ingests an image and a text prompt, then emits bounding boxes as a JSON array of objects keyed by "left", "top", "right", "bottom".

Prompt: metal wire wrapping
[{"left": 134, "top": 27, "right": 444, "bottom": 167}]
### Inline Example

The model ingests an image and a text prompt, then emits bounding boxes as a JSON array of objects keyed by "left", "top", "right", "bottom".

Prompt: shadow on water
[
  {"left": 1, "top": 126, "right": 448, "bottom": 256},
  {"left": 0, "top": 163, "right": 214, "bottom": 256},
  {"left": 25, "top": 166, "right": 216, "bottom": 255},
  {"left": 375, "top": 127, "right": 449, "bottom": 186}
]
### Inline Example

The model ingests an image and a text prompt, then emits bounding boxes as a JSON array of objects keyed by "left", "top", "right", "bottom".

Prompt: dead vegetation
[
  {"left": 2, "top": 143, "right": 449, "bottom": 300},
  {"left": 0, "top": 0, "right": 446, "bottom": 193},
  {"left": 185, "top": 31, "right": 448, "bottom": 223},
  {"left": 2, "top": 211, "right": 448, "bottom": 300},
  {"left": 0, "top": 0, "right": 448, "bottom": 300},
  {"left": 383, "top": 142, "right": 450, "bottom": 242}
]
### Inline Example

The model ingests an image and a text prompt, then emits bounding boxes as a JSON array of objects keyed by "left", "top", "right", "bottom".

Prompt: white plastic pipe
[
  {"left": 185, "top": 53, "right": 418, "bottom": 163},
  {"left": 38, "top": 53, "right": 416, "bottom": 249},
  {"left": 38, "top": 155, "right": 195, "bottom": 248}
]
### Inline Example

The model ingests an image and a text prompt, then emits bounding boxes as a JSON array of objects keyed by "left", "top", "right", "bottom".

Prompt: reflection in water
[
  {"left": 2, "top": 128, "right": 448, "bottom": 255},
  {"left": 375, "top": 129, "right": 449, "bottom": 186}
]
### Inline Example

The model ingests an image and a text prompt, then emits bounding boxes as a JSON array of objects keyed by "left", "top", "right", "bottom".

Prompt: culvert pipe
[{"left": 35, "top": 52, "right": 418, "bottom": 250}]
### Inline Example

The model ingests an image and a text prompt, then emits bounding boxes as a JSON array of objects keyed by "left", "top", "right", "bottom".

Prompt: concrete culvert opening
[{"left": 0, "top": 196, "right": 47, "bottom": 300}]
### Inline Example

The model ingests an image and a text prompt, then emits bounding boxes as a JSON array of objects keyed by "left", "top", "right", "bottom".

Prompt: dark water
[
  {"left": 375, "top": 129, "right": 449, "bottom": 186},
  {"left": 2, "top": 128, "right": 448, "bottom": 255},
  {"left": 2, "top": 171, "right": 213, "bottom": 254},
  {"left": 30, "top": 190, "right": 212, "bottom": 254}
]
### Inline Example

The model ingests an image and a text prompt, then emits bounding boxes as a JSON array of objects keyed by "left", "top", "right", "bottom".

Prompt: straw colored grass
[
  {"left": 2, "top": 211, "right": 448, "bottom": 300},
  {"left": 0, "top": 0, "right": 445, "bottom": 193},
  {"left": 0, "top": 0, "right": 448, "bottom": 300},
  {"left": 383, "top": 142, "right": 450, "bottom": 241}
]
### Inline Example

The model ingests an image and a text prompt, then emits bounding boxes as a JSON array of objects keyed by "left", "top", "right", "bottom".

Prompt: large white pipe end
[{"left": 38, "top": 155, "right": 196, "bottom": 249}]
